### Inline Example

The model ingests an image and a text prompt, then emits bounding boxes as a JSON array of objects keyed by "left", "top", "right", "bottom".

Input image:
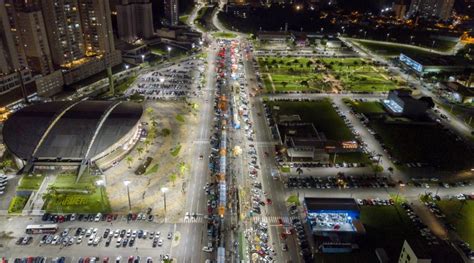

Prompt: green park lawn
[
  {"left": 372, "top": 120, "right": 473, "bottom": 170},
  {"left": 267, "top": 99, "right": 354, "bottom": 141},
  {"left": 437, "top": 200, "right": 474, "bottom": 249},
  {"left": 258, "top": 56, "right": 399, "bottom": 93},
  {"left": 8, "top": 195, "right": 29, "bottom": 214},
  {"left": 212, "top": 32, "right": 237, "bottom": 39},
  {"left": 44, "top": 173, "right": 111, "bottom": 213},
  {"left": 349, "top": 101, "right": 474, "bottom": 170},
  {"left": 345, "top": 100, "right": 385, "bottom": 114},
  {"left": 17, "top": 174, "right": 45, "bottom": 190},
  {"left": 353, "top": 39, "right": 436, "bottom": 57}
]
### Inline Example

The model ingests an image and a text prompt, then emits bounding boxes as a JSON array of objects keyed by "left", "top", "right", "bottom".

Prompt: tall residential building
[
  {"left": 408, "top": 0, "right": 455, "bottom": 20},
  {"left": 0, "top": 1, "right": 33, "bottom": 95},
  {"left": 39, "top": 0, "right": 121, "bottom": 85},
  {"left": 164, "top": 0, "right": 178, "bottom": 26},
  {"left": 78, "top": 0, "right": 115, "bottom": 55},
  {"left": 15, "top": 7, "right": 54, "bottom": 75},
  {"left": 40, "top": 0, "right": 85, "bottom": 66},
  {"left": 116, "top": 0, "right": 154, "bottom": 43},
  {"left": 393, "top": 0, "right": 408, "bottom": 19}
]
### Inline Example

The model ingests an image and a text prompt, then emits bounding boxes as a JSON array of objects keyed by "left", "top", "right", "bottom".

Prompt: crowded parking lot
[{"left": 127, "top": 58, "right": 204, "bottom": 99}]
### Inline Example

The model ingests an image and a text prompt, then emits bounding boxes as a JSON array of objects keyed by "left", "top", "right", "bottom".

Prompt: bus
[{"left": 25, "top": 224, "right": 59, "bottom": 234}]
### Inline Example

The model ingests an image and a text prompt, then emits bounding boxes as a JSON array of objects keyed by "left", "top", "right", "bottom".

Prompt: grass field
[
  {"left": 437, "top": 200, "right": 474, "bottom": 249},
  {"left": 267, "top": 99, "right": 354, "bottom": 141},
  {"left": 353, "top": 39, "right": 437, "bottom": 57},
  {"left": 258, "top": 56, "right": 399, "bottom": 93},
  {"left": 212, "top": 32, "right": 237, "bottom": 39},
  {"left": 44, "top": 173, "right": 111, "bottom": 213},
  {"left": 149, "top": 43, "right": 187, "bottom": 58},
  {"left": 371, "top": 121, "right": 474, "bottom": 170},
  {"left": 345, "top": 100, "right": 385, "bottom": 114},
  {"left": 349, "top": 101, "right": 474, "bottom": 170},
  {"left": 8, "top": 195, "right": 29, "bottom": 214},
  {"left": 17, "top": 175, "right": 45, "bottom": 190}
]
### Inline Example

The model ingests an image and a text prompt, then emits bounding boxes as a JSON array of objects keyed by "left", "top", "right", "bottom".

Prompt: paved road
[{"left": 176, "top": 41, "right": 220, "bottom": 263}]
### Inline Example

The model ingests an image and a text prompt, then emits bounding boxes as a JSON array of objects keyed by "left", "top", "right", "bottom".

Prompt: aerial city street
[{"left": 0, "top": 0, "right": 473, "bottom": 262}]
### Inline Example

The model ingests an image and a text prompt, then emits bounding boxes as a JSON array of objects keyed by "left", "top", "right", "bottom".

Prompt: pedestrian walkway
[{"left": 411, "top": 199, "right": 448, "bottom": 240}]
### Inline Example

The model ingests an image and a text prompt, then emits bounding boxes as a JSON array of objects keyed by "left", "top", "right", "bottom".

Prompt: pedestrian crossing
[{"left": 248, "top": 215, "right": 301, "bottom": 225}]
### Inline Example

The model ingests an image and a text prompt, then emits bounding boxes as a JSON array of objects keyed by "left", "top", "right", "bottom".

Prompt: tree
[
  {"left": 126, "top": 156, "right": 133, "bottom": 168},
  {"left": 144, "top": 140, "right": 151, "bottom": 152},
  {"left": 169, "top": 173, "right": 177, "bottom": 186},
  {"left": 372, "top": 164, "right": 384, "bottom": 177},
  {"left": 137, "top": 147, "right": 144, "bottom": 159},
  {"left": 178, "top": 162, "right": 189, "bottom": 176},
  {"left": 146, "top": 107, "right": 154, "bottom": 116},
  {"left": 300, "top": 80, "right": 309, "bottom": 88}
]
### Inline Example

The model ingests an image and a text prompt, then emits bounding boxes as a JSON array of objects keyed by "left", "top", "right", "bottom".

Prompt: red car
[
  {"left": 131, "top": 213, "right": 138, "bottom": 220},
  {"left": 103, "top": 257, "right": 109, "bottom": 263},
  {"left": 266, "top": 198, "right": 272, "bottom": 205},
  {"left": 278, "top": 218, "right": 284, "bottom": 225},
  {"left": 106, "top": 214, "right": 113, "bottom": 222},
  {"left": 280, "top": 232, "right": 287, "bottom": 240}
]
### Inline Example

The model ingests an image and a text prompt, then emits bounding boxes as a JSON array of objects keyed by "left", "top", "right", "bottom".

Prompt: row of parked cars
[
  {"left": 400, "top": 202, "right": 439, "bottom": 246},
  {"left": 286, "top": 175, "right": 394, "bottom": 189},
  {"left": 0, "top": 175, "right": 9, "bottom": 195},
  {"left": 41, "top": 211, "right": 153, "bottom": 223}
]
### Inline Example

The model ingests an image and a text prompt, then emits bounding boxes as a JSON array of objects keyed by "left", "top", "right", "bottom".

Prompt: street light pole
[{"left": 124, "top": 180, "right": 131, "bottom": 212}]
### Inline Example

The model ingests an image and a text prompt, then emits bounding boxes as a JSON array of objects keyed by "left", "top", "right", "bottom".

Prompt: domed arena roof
[{"left": 3, "top": 100, "right": 143, "bottom": 163}]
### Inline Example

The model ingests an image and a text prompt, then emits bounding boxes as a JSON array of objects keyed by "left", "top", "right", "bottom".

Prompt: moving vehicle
[{"left": 25, "top": 224, "right": 58, "bottom": 234}]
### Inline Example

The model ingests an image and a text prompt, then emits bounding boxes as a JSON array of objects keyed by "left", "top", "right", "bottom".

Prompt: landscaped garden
[
  {"left": 257, "top": 56, "right": 400, "bottom": 93},
  {"left": 43, "top": 173, "right": 111, "bottom": 213},
  {"left": 17, "top": 174, "right": 45, "bottom": 190}
]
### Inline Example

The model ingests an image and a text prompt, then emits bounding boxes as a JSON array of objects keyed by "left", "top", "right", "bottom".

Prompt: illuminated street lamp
[
  {"left": 167, "top": 46, "right": 172, "bottom": 58},
  {"left": 386, "top": 33, "right": 390, "bottom": 41},
  {"left": 124, "top": 180, "right": 132, "bottom": 211},
  {"left": 410, "top": 35, "right": 414, "bottom": 44},
  {"left": 124, "top": 64, "right": 129, "bottom": 70},
  {"left": 141, "top": 54, "right": 145, "bottom": 63}
]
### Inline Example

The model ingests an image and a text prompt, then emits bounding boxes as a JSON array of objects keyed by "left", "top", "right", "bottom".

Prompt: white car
[
  {"left": 158, "top": 239, "right": 163, "bottom": 246},
  {"left": 94, "top": 213, "right": 102, "bottom": 222},
  {"left": 202, "top": 246, "right": 213, "bottom": 252}
]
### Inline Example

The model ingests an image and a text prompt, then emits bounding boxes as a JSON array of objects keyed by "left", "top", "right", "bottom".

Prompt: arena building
[{"left": 3, "top": 100, "right": 143, "bottom": 178}]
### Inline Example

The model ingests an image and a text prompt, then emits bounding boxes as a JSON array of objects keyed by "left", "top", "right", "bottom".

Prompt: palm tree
[
  {"left": 144, "top": 140, "right": 151, "bottom": 152},
  {"left": 178, "top": 162, "right": 189, "bottom": 176},
  {"left": 169, "top": 173, "right": 177, "bottom": 186},
  {"left": 126, "top": 156, "right": 133, "bottom": 168},
  {"left": 137, "top": 147, "right": 144, "bottom": 159}
]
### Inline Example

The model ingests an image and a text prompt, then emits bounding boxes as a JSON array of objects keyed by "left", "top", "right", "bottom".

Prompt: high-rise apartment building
[
  {"left": 116, "top": 0, "right": 154, "bottom": 43},
  {"left": 408, "top": 0, "right": 455, "bottom": 20},
  {"left": 15, "top": 7, "right": 54, "bottom": 75},
  {"left": 40, "top": 0, "right": 85, "bottom": 66},
  {"left": 164, "top": 0, "right": 178, "bottom": 26},
  {"left": 78, "top": 0, "right": 115, "bottom": 55},
  {"left": 393, "top": 0, "right": 408, "bottom": 20},
  {"left": 39, "top": 0, "right": 121, "bottom": 85},
  {"left": 0, "top": 1, "right": 33, "bottom": 95}
]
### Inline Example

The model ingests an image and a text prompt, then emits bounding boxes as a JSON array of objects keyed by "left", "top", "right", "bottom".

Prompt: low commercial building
[
  {"left": 256, "top": 31, "right": 292, "bottom": 44},
  {"left": 399, "top": 53, "right": 472, "bottom": 75},
  {"left": 303, "top": 197, "right": 365, "bottom": 252},
  {"left": 439, "top": 81, "right": 474, "bottom": 104},
  {"left": 62, "top": 50, "right": 122, "bottom": 85},
  {"left": 383, "top": 89, "right": 433, "bottom": 117},
  {"left": 276, "top": 121, "right": 359, "bottom": 161}
]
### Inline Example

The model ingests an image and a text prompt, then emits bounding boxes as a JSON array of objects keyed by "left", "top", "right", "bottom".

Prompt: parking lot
[
  {"left": 127, "top": 59, "right": 204, "bottom": 99},
  {"left": 2, "top": 213, "right": 188, "bottom": 262}
]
